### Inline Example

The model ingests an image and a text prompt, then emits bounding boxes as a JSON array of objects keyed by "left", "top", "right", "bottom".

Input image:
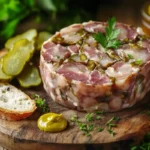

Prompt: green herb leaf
[
  {"left": 105, "top": 116, "right": 120, "bottom": 136},
  {"left": 32, "top": 94, "right": 50, "bottom": 113},
  {"left": 93, "top": 32, "right": 107, "bottom": 48},
  {"left": 96, "top": 111, "right": 105, "bottom": 115},
  {"left": 93, "top": 17, "right": 121, "bottom": 51},
  {"left": 85, "top": 113, "right": 94, "bottom": 121},
  {"left": 107, "top": 40, "right": 121, "bottom": 49},
  {"left": 108, "top": 29, "right": 120, "bottom": 41},
  {"left": 78, "top": 123, "right": 94, "bottom": 136},
  {"left": 97, "top": 127, "right": 104, "bottom": 132},
  {"left": 108, "top": 17, "right": 116, "bottom": 30},
  {"left": 107, "top": 128, "right": 116, "bottom": 136},
  {"left": 134, "top": 59, "right": 143, "bottom": 65}
]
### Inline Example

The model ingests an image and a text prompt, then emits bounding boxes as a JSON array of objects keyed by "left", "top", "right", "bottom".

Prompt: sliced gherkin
[
  {"left": 0, "top": 59, "right": 12, "bottom": 81},
  {"left": 5, "top": 29, "right": 37, "bottom": 50},
  {"left": 87, "top": 60, "right": 96, "bottom": 70},
  {"left": 37, "top": 32, "right": 51, "bottom": 50},
  {"left": 17, "top": 63, "right": 41, "bottom": 88},
  {"left": 70, "top": 54, "right": 81, "bottom": 62},
  {"left": 69, "top": 54, "right": 88, "bottom": 63},
  {"left": 80, "top": 54, "right": 87, "bottom": 61},
  {"left": 2, "top": 39, "right": 35, "bottom": 76}
]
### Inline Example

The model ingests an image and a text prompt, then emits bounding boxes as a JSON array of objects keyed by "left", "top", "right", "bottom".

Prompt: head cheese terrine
[{"left": 40, "top": 20, "right": 150, "bottom": 112}]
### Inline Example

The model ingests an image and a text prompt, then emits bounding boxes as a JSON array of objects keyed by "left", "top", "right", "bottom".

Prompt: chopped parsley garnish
[
  {"left": 105, "top": 117, "right": 120, "bottom": 136},
  {"left": 79, "top": 123, "right": 94, "bottom": 136},
  {"left": 85, "top": 113, "right": 94, "bottom": 121},
  {"left": 93, "top": 17, "right": 121, "bottom": 51},
  {"left": 32, "top": 94, "right": 50, "bottom": 113},
  {"left": 107, "top": 128, "right": 116, "bottom": 136},
  {"left": 70, "top": 115, "right": 94, "bottom": 136},
  {"left": 134, "top": 59, "right": 143, "bottom": 65},
  {"left": 96, "top": 111, "right": 105, "bottom": 115},
  {"left": 97, "top": 127, "right": 104, "bottom": 132},
  {"left": 70, "top": 111, "right": 120, "bottom": 137}
]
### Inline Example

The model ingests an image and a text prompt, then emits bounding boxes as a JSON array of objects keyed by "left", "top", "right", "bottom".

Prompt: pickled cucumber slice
[
  {"left": 3, "top": 39, "right": 35, "bottom": 76},
  {"left": 37, "top": 32, "right": 51, "bottom": 50},
  {"left": 17, "top": 64, "right": 41, "bottom": 88},
  {"left": 0, "top": 59, "right": 12, "bottom": 81},
  {"left": 5, "top": 29, "right": 37, "bottom": 50},
  {"left": 87, "top": 60, "right": 96, "bottom": 70}
]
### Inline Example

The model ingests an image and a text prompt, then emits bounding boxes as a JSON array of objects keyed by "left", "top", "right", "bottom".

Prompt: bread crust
[{"left": 0, "top": 83, "right": 37, "bottom": 121}]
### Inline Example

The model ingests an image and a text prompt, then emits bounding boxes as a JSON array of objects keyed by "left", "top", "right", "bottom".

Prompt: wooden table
[
  {"left": 0, "top": 88, "right": 150, "bottom": 150},
  {"left": 0, "top": 1, "right": 150, "bottom": 150}
]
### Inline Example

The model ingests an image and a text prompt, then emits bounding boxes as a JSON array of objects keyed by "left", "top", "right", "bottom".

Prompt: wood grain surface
[{"left": 0, "top": 86, "right": 150, "bottom": 150}]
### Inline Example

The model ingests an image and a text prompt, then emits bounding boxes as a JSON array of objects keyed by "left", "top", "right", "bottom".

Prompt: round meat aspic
[{"left": 40, "top": 19, "right": 150, "bottom": 112}]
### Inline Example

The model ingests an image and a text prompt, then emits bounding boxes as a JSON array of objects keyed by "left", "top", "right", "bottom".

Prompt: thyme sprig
[
  {"left": 70, "top": 115, "right": 94, "bottom": 136},
  {"left": 32, "top": 94, "right": 50, "bottom": 113},
  {"left": 70, "top": 112, "right": 120, "bottom": 137},
  {"left": 105, "top": 117, "right": 120, "bottom": 136}
]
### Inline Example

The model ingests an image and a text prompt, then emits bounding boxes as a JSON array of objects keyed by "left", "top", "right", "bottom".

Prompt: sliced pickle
[
  {"left": 0, "top": 59, "right": 12, "bottom": 81},
  {"left": 17, "top": 63, "right": 41, "bottom": 88},
  {"left": 80, "top": 54, "right": 87, "bottom": 61},
  {"left": 5, "top": 29, "right": 37, "bottom": 50},
  {"left": 3, "top": 39, "right": 35, "bottom": 76},
  {"left": 70, "top": 54, "right": 81, "bottom": 62},
  {"left": 37, "top": 32, "right": 51, "bottom": 50},
  {"left": 87, "top": 60, "right": 96, "bottom": 70},
  {"left": 69, "top": 54, "right": 88, "bottom": 63}
]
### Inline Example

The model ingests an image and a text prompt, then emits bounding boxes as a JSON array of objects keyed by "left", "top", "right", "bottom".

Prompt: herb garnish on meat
[
  {"left": 93, "top": 17, "right": 121, "bottom": 50},
  {"left": 134, "top": 59, "right": 143, "bottom": 65},
  {"left": 128, "top": 54, "right": 134, "bottom": 60}
]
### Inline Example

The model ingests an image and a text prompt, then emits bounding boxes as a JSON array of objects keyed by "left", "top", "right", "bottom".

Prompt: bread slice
[{"left": 0, "top": 83, "right": 36, "bottom": 121}]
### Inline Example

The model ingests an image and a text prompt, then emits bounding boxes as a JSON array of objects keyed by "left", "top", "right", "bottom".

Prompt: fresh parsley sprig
[{"left": 93, "top": 17, "right": 121, "bottom": 50}]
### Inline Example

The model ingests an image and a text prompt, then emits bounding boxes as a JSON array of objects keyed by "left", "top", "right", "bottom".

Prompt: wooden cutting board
[{"left": 0, "top": 87, "right": 150, "bottom": 150}]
